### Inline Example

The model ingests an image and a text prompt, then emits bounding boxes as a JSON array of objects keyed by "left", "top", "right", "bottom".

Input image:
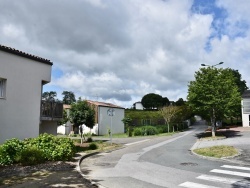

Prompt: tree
[
  {"left": 62, "top": 91, "right": 76, "bottom": 104},
  {"left": 42, "top": 91, "right": 57, "bottom": 101},
  {"left": 159, "top": 106, "right": 181, "bottom": 133},
  {"left": 187, "top": 67, "right": 241, "bottom": 137},
  {"left": 175, "top": 98, "right": 186, "bottom": 106},
  {"left": 141, "top": 93, "right": 169, "bottom": 110},
  {"left": 69, "top": 98, "right": 95, "bottom": 131}
]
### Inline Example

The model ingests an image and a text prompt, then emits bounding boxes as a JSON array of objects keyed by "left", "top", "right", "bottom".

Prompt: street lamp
[{"left": 201, "top": 62, "right": 224, "bottom": 67}]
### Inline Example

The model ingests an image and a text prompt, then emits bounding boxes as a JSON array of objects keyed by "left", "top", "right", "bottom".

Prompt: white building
[
  {"left": 133, "top": 102, "right": 144, "bottom": 110},
  {"left": 242, "top": 90, "right": 250, "bottom": 127},
  {"left": 87, "top": 100, "right": 125, "bottom": 135},
  {"left": 0, "top": 45, "right": 62, "bottom": 144}
]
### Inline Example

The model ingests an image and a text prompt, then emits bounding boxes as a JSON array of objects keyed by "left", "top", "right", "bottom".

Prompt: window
[{"left": 0, "top": 78, "right": 6, "bottom": 99}]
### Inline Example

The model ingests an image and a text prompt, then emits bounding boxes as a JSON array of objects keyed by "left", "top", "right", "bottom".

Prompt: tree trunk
[{"left": 211, "top": 108, "right": 216, "bottom": 137}]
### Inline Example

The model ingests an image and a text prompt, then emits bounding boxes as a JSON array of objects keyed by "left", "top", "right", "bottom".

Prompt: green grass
[{"left": 193, "top": 145, "right": 238, "bottom": 158}]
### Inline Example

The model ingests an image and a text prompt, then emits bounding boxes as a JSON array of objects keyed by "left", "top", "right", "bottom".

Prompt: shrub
[
  {"left": 133, "top": 126, "right": 158, "bottom": 136},
  {"left": 25, "top": 133, "right": 76, "bottom": 161},
  {"left": 133, "top": 127, "right": 142, "bottom": 136},
  {"left": 18, "top": 146, "right": 46, "bottom": 166},
  {"left": 88, "top": 143, "right": 98, "bottom": 150},
  {"left": 0, "top": 138, "right": 24, "bottom": 165},
  {"left": 87, "top": 137, "right": 93, "bottom": 142}
]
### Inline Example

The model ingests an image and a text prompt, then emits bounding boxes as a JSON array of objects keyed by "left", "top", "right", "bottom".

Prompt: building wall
[
  {"left": 40, "top": 121, "right": 57, "bottom": 135},
  {"left": 135, "top": 102, "right": 144, "bottom": 110},
  {"left": 0, "top": 50, "right": 51, "bottom": 143},
  {"left": 242, "top": 99, "right": 250, "bottom": 127},
  {"left": 98, "top": 106, "right": 124, "bottom": 135}
]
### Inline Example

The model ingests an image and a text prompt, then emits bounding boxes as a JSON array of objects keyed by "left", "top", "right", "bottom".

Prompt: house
[
  {"left": 242, "top": 90, "right": 250, "bottom": 127},
  {"left": 0, "top": 45, "right": 62, "bottom": 144},
  {"left": 87, "top": 100, "right": 125, "bottom": 135},
  {"left": 133, "top": 101, "right": 144, "bottom": 110}
]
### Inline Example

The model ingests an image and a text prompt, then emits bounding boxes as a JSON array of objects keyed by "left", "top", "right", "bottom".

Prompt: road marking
[
  {"left": 179, "top": 181, "right": 220, "bottom": 188},
  {"left": 211, "top": 169, "right": 250, "bottom": 178},
  {"left": 221, "top": 165, "right": 250, "bottom": 171},
  {"left": 197, "top": 174, "right": 250, "bottom": 187},
  {"left": 124, "top": 139, "right": 150, "bottom": 146}
]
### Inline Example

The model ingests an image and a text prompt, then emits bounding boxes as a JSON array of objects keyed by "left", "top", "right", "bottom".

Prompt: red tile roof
[
  {"left": 87, "top": 100, "right": 124, "bottom": 109},
  {"left": 0, "top": 44, "right": 53, "bottom": 65}
]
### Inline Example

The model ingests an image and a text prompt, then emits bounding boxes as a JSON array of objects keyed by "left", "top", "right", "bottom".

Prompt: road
[{"left": 80, "top": 122, "right": 250, "bottom": 188}]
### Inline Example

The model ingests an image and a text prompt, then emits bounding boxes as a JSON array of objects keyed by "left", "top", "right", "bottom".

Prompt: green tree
[
  {"left": 42, "top": 91, "right": 57, "bottom": 101},
  {"left": 175, "top": 98, "right": 186, "bottom": 106},
  {"left": 187, "top": 67, "right": 241, "bottom": 137},
  {"left": 62, "top": 91, "right": 76, "bottom": 104},
  {"left": 141, "top": 93, "right": 169, "bottom": 110},
  {"left": 69, "top": 98, "right": 95, "bottom": 130}
]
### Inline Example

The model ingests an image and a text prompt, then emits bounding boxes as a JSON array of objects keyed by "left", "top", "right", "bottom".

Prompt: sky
[{"left": 1, "top": 0, "right": 250, "bottom": 108}]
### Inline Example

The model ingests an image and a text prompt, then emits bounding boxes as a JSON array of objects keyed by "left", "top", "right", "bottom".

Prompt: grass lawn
[{"left": 193, "top": 145, "right": 238, "bottom": 158}]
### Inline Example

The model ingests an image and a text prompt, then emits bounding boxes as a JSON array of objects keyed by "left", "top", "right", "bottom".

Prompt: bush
[
  {"left": 133, "top": 127, "right": 142, "bottom": 136},
  {"left": 133, "top": 126, "right": 159, "bottom": 136},
  {"left": 0, "top": 138, "right": 24, "bottom": 165},
  {"left": 24, "top": 133, "right": 76, "bottom": 161},
  {"left": 18, "top": 146, "right": 46, "bottom": 166},
  {"left": 88, "top": 143, "right": 98, "bottom": 150},
  {"left": 87, "top": 137, "right": 93, "bottom": 143}
]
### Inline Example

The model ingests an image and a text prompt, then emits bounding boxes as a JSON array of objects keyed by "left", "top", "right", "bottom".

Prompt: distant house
[
  {"left": 0, "top": 45, "right": 63, "bottom": 144},
  {"left": 133, "top": 102, "right": 144, "bottom": 110},
  {"left": 87, "top": 100, "right": 125, "bottom": 135},
  {"left": 242, "top": 90, "right": 250, "bottom": 127}
]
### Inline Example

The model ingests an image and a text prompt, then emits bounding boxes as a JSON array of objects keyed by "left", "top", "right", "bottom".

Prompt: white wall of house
[
  {"left": 242, "top": 98, "right": 250, "bottom": 127},
  {"left": 135, "top": 102, "right": 144, "bottom": 110},
  {"left": 0, "top": 50, "right": 52, "bottom": 143},
  {"left": 98, "top": 106, "right": 124, "bottom": 135}
]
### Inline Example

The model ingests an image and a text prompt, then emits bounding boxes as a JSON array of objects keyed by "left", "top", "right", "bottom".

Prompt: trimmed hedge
[{"left": 133, "top": 126, "right": 159, "bottom": 136}]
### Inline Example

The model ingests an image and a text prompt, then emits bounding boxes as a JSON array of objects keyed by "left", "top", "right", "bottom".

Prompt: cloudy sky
[{"left": 1, "top": 0, "right": 250, "bottom": 108}]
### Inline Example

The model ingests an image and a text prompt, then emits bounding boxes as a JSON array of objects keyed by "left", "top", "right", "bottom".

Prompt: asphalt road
[{"left": 81, "top": 122, "right": 250, "bottom": 188}]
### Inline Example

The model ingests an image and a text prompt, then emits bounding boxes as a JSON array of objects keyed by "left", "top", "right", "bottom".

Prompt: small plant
[
  {"left": 87, "top": 137, "right": 93, "bottom": 143},
  {"left": 18, "top": 146, "right": 45, "bottom": 166},
  {"left": 0, "top": 138, "right": 24, "bottom": 165},
  {"left": 88, "top": 143, "right": 98, "bottom": 150}
]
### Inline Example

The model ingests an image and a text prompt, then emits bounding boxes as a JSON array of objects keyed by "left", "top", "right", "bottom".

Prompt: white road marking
[
  {"left": 211, "top": 169, "right": 250, "bottom": 178},
  {"left": 124, "top": 139, "right": 150, "bottom": 146},
  {"left": 221, "top": 165, "right": 250, "bottom": 171},
  {"left": 197, "top": 174, "right": 250, "bottom": 187},
  {"left": 179, "top": 181, "right": 220, "bottom": 188}
]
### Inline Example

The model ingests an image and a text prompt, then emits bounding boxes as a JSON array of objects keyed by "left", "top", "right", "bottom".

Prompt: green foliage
[
  {"left": 18, "top": 146, "right": 46, "bottom": 166},
  {"left": 133, "top": 126, "right": 159, "bottom": 136},
  {"left": 70, "top": 99, "right": 95, "bottom": 129},
  {"left": 42, "top": 91, "right": 57, "bottom": 101},
  {"left": 87, "top": 137, "right": 93, "bottom": 143},
  {"left": 62, "top": 91, "right": 76, "bottom": 104},
  {"left": 0, "top": 138, "right": 24, "bottom": 165},
  {"left": 88, "top": 143, "right": 98, "bottom": 150},
  {"left": 125, "top": 110, "right": 162, "bottom": 120},
  {"left": 141, "top": 93, "right": 169, "bottom": 109},
  {"left": 187, "top": 67, "right": 242, "bottom": 135},
  {"left": 26, "top": 133, "right": 76, "bottom": 161}
]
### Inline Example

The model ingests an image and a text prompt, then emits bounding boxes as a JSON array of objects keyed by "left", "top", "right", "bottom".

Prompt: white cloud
[{"left": 1, "top": 0, "right": 250, "bottom": 108}]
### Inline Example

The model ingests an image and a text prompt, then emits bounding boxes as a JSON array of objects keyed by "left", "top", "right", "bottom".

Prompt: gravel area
[{"left": 0, "top": 154, "right": 98, "bottom": 188}]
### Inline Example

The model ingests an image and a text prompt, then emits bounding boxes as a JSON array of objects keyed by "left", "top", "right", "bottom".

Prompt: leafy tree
[
  {"left": 42, "top": 91, "right": 57, "bottom": 101},
  {"left": 175, "top": 98, "right": 186, "bottom": 106},
  {"left": 57, "top": 109, "right": 69, "bottom": 125},
  {"left": 69, "top": 98, "right": 95, "bottom": 131},
  {"left": 159, "top": 106, "right": 181, "bottom": 133},
  {"left": 187, "top": 67, "right": 241, "bottom": 137},
  {"left": 62, "top": 91, "right": 76, "bottom": 104},
  {"left": 141, "top": 93, "right": 169, "bottom": 109}
]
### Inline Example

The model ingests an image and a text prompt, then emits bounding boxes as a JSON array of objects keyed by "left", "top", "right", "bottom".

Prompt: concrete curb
[
  {"left": 76, "top": 152, "right": 101, "bottom": 187},
  {"left": 190, "top": 142, "right": 247, "bottom": 165}
]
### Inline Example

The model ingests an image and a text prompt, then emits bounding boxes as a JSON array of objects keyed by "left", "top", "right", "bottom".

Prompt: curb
[{"left": 76, "top": 152, "right": 101, "bottom": 187}]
